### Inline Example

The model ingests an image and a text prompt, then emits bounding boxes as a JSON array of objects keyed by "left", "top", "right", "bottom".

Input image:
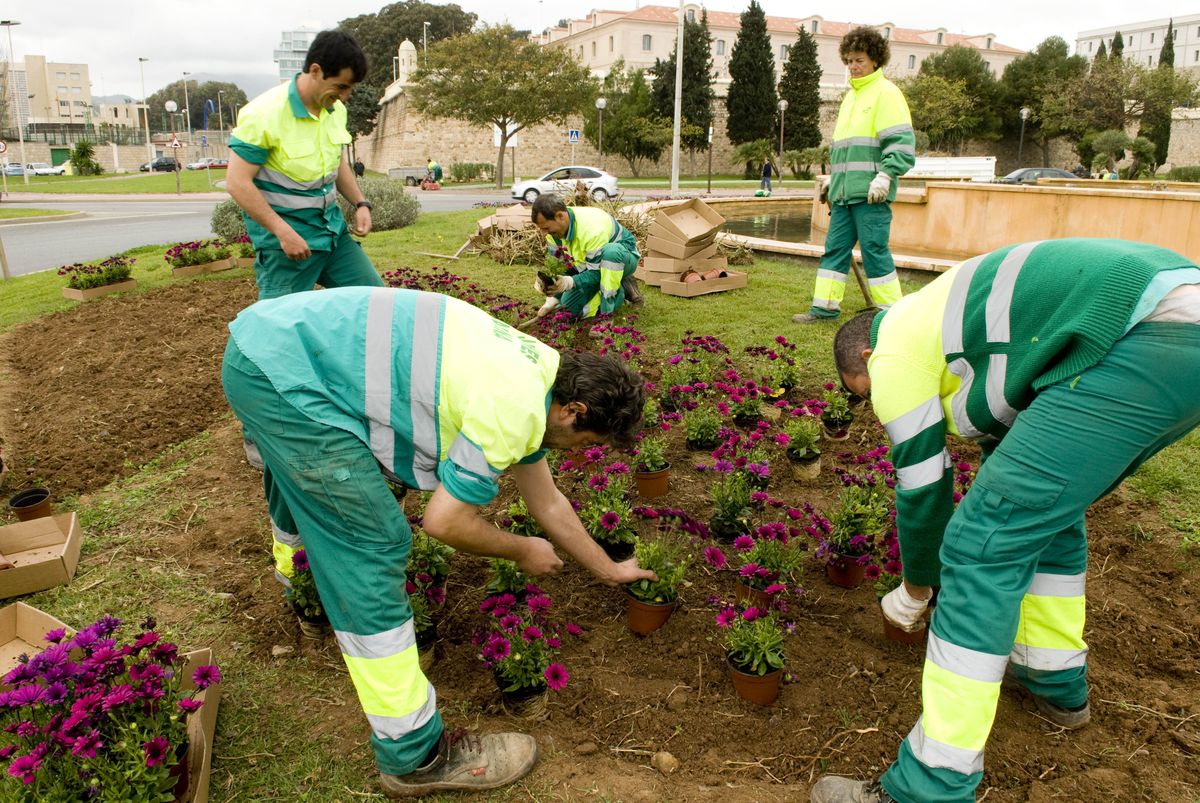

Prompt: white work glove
[
  {"left": 867, "top": 171, "right": 892, "bottom": 204},
  {"left": 534, "top": 274, "right": 574, "bottom": 296},
  {"left": 535, "top": 296, "right": 559, "bottom": 318},
  {"left": 817, "top": 175, "right": 830, "bottom": 204},
  {"left": 881, "top": 583, "right": 930, "bottom": 632}
]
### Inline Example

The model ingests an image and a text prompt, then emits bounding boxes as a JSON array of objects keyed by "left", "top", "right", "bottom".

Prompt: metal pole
[
  {"left": 706, "top": 124, "right": 713, "bottom": 193},
  {"left": 669, "top": 0, "right": 684, "bottom": 193},
  {"left": 1017, "top": 118, "right": 1026, "bottom": 166},
  {"left": 598, "top": 107, "right": 603, "bottom": 170},
  {"left": 217, "top": 90, "right": 224, "bottom": 138},
  {"left": 2, "top": 21, "right": 30, "bottom": 185},
  {"left": 139, "top": 57, "right": 153, "bottom": 164},
  {"left": 423, "top": 22, "right": 430, "bottom": 69},
  {"left": 181, "top": 72, "right": 191, "bottom": 141}
]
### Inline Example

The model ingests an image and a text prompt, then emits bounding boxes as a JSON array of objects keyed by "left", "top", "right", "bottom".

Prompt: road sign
[
  {"left": 568, "top": 129, "right": 580, "bottom": 144},
  {"left": 168, "top": 136, "right": 182, "bottom": 149},
  {"left": 201, "top": 135, "right": 207, "bottom": 148},
  {"left": 0, "top": 141, "right": 7, "bottom": 155}
]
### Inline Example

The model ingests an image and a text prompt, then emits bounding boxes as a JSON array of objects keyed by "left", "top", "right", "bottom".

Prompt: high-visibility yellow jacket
[
  {"left": 543, "top": 206, "right": 639, "bottom": 317},
  {"left": 828, "top": 69, "right": 915, "bottom": 205}
]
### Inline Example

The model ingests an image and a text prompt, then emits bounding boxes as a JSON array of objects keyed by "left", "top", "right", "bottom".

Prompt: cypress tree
[
  {"left": 778, "top": 26, "right": 822, "bottom": 150},
  {"left": 725, "top": 0, "right": 778, "bottom": 146},
  {"left": 1139, "top": 19, "right": 1178, "bottom": 168},
  {"left": 1110, "top": 30, "right": 1124, "bottom": 60},
  {"left": 1094, "top": 39, "right": 1107, "bottom": 63},
  {"left": 1160, "top": 19, "right": 1175, "bottom": 67}
]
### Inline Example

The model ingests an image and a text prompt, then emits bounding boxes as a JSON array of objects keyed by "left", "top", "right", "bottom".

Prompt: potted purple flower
[
  {"left": 476, "top": 592, "right": 574, "bottom": 718},
  {"left": 165, "top": 239, "right": 233, "bottom": 278},
  {"left": 717, "top": 605, "right": 786, "bottom": 705},
  {"left": 286, "top": 549, "right": 329, "bottom": 640},
  {"left": 633, "top": 435, "right": 671, "bottom": 498},
  {"left": 59, "top": 255, "right": 137, "bottom": 301},
  {"left": 579, "top": 471, "right": 637, "bottom": 560},
  {"left": 0, "top": 615, "right": 220, "bottom": 800}
]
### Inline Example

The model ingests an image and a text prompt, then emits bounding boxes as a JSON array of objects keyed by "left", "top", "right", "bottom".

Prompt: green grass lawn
[
  {"left": 0, "top": 207, "right": 75, "bottom": 219},
  {"left": 2, "top": 170, "right": 228, "bottom": 194}
]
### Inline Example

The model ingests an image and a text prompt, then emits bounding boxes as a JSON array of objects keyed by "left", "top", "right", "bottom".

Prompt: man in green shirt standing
[
  {"left": 227, "top": 30, "right": 383, "bottom": 300},
  {"left": 812, "top": 238, "right": 1200, "bottom": 803}
]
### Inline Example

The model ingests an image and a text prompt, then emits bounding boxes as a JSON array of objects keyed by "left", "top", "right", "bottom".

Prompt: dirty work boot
[
  {"left": 378, "top": 729, "right": 538, "bottom": 798},
  {"left": 621, "top": 274, "right": 645, "bottom": 306},
  {"left": 792, "top": 312, "right": 837, "bottom": 324},
  {"left": 1034, "top": 696, "right": 1091, "bottom": 729},
  {"left": 810, "top": 776, "right": 895, "bottom": 802}
]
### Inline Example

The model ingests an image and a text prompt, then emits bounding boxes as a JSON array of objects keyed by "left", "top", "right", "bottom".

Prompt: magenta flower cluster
[{"left": 476, "top": 592, "right": 577, "bottom": 693}]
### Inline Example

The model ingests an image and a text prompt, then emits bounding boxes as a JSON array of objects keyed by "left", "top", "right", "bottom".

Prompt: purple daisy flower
[
  {"left": 43, "top": 628, "right": 67, "bottom": 644},
  {"left": 522, "top": 626, "right": 543, "bottom": 642},
  {"left": 715, "top": 607, "right": 737, "bottom": 627},
  {"left": 599, "top": 511, "right": 620, "bottom": 531},
  {"left": 742, "top": 607, "right": 762, "bottom": 621},
  {"left": 565, "top": 623, "right": 582, "bottom": 637},
  {"left": 102, "top": 685, "right": 135, "bottom": 711},
  {"left": 7, "top": 752, "right": 42, "bottom": 785},
  {"left": 543, "top": 663, "right": 569, "bottom": 691},
  {"left": 732, "top": 535, "right": 755, "bottom": 552},
  {"left": 292, "top": 550, "right": 310, "bottom": 573},
  {"left": 191, "top": 665, "right": 222, "bottom": 690},
  {"left": 703, "top": 546, "right": 727, "bottom": 569},
  {"left": 71, "top": 730, "right": 103, "bottom": 759},
  {"left": 143, "top": 736, "right": 171, "bottom": 767},
  {"left": 177, "top": 698, "right": 204, "bottom": 714}
]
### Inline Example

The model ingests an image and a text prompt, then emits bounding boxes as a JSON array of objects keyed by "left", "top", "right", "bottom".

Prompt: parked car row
[
  {"left": 2, "top": 162, "right": 67, "bottom": 176},
  {"left": 140, "top": 157, "right": 182, "bottom": 172},
  {"left": 185, "top": 157, "right": 228, "bottom": 170}
]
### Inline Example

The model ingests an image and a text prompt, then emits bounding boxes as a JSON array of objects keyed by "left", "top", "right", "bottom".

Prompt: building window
[
  {"left": 70, "top": 72, "right": 80, "bottom": 80},
  {"left": 780, "top": 44, "right": 790, "bottom": 60},
  {"left": 55, "top": 71, "right": 66, "bottom": 80},
  {"left": 908, "top": 54, "right": 916, "bottom": 69},
  {"left": 642, "top": 34, "right": 652, "bottom": 51},
  {"left": 1148, "top": 56, "right": 1153, "bottom": 65},
  {"left": 1150, "top": 32, "right": 1155, "bottom": 43},
  {"left": 686, "top": 9, "right": 695, "bottom": 22},
  {"left": 592, "top": 41, "right": 596, "bottom": 57},
  {"left": 1127, "top": 35, "right": 1132, "bottom": 46},
  {"left": 716, "top": 39, "right": 725, "bottom": 55},
  {"left": 936, "top": 32, "right": 944, "bottom": 45},
  {"left": 986, "top": 37, "right": 992, "bottom": 49},
  {"left": 1088, "top": 41, "right": 1093, "bottom": 52},
  {"left": 884, "top": 27, "right": 890, "bottom": 39},
  {"left": 59, "top": 100, "right": 69, "bottom": 108},
  {"left": 71, "top": 86, "right": 81, "bottom": 95},
  {"left": 579, "top": 45, "right": 584, "bottom": 58},
  {"left": 1195, "top": 49, "right": 1199, "bottom": 62},
  {"left": 1172, "top": 28, "right": 1177, "bottom": 39},
  {"left": 609, "top": 35, "right": 613, "bottom": 52}
]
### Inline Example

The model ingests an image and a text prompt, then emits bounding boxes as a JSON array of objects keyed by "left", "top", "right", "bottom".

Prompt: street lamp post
[
  {"left": 1, "top": 20, "right": 30, "bottom": 185},
  {"left": 595, "top": 97, "right": 606, "bottom": 170},
  {"left": 1017, "top": 106, "right": 1031, "bottom": 167},
  {"left": 777, "top": 98, "right": 789, "bottom": 186},
  {"left": 138, "top": 57, "right": 154, "bottom": 164},
  {"left": 181, "top": 71, "right": 191, "bottom": 142},
  {"left": 216, "top": 90, "right": 224, "bottom": 137},
  {"left": 165, "top": 99, "right": 181, "bottom": 195},
  {"left": 422, "top": 22, "right": 430, "bottom": 68}
]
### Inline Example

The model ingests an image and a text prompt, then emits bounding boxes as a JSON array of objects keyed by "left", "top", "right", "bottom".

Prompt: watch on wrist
[{"left": 355, "top": 200, "right": 373, "bottom": 211}]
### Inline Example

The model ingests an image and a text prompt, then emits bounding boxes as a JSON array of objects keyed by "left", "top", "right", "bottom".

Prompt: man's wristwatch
[{"left": 355, "top": 200, "right": 373, "bottom": 211}]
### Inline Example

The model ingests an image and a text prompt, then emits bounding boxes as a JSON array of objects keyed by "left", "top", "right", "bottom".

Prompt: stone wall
[{"left": 1165, "top": 109, "right": 1200, "bottom": 169}]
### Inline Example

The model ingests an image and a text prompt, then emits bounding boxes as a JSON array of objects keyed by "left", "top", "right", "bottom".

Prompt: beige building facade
[
  {"left": 1077, "top": 14, "right": 1200, "bottom": 75},
  {"left": 19, "top": 55, "right": 93, "bottom": 127}
]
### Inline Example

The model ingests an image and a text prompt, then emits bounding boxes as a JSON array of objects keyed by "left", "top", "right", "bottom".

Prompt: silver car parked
[{"left": 511, "top": 166, "right": 619, "bottom": 204}]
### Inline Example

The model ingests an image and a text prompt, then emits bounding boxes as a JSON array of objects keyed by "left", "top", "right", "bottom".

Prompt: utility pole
[
  {"left": 138, "top": 57, "right": 153, "bottom": 164},
  {"left": 669, "top": 0, "right": 684, "bottom": 194},
  {"left": 1, "top": 20, "right": 30, "bottom": 185}
]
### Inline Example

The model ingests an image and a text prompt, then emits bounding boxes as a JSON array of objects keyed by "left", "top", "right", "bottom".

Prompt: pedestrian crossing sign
[{"left": 568, "top": 129, "right": 580, "bottom": 144}]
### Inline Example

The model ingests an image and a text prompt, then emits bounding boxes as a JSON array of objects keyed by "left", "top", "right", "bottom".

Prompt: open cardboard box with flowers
[
  {"left": 0, "top": 512, "right": 83, "bottom": 600},
  {"left": 0, "top": 604, "right": 220, "bottom": 802}
]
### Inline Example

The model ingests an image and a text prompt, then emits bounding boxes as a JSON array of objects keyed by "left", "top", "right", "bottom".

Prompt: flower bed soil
[{"left": 1, "top": 281, "right": 1198, "bottom": 801}]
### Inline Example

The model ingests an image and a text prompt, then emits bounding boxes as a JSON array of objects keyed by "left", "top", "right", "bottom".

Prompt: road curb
[{"left": 0, "top": 211, "right": 88, "bottom": 225}]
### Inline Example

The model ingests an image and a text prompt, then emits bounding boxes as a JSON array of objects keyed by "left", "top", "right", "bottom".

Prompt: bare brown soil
[{"left": 1, "top": 280, "right": 1198, "bottom": 802}]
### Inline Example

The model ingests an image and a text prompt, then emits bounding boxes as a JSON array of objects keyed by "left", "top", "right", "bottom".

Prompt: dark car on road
[
  {"left": 140, "top": 156, "right": 181, "bottom": 173},
  {"left": 996, "top": 167, "right": 1076, "bottom": 185}
]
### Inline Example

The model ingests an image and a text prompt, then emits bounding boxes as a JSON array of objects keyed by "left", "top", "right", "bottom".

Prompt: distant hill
[{"left": 95, "top": 73, "right": 278, "bottom": 106}]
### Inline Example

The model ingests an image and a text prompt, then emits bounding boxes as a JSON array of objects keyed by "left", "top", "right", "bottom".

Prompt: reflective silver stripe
[
  {"left": 409, "top": 294, "right": 443, "bottom": 487},
  {"left": 1027, "top": 572, "right": 1086, "bottom": 597},
  {"left": 366, "top": 687, "right": 439, "bottom": 741},
  {"left": 986, "top": 241, "right": 1040, "bottom": 343},
  {"left": 906, "top": 717, "right": 985, "bottom": 775},
  {"left": 868, "top": 271, "right": 899, "bottom": 286},
  {"left": 882, "top": 142, "right": 916, "bottom": 156},
  {"left": 985, "top": 353, "right": 1018, "bottom": 428},
  {"left": 812, "top": 296, "right": 839, "bottom": 310},
  {"left": 883, "top": 396, "right": 943, "bottom": 444},
  {"left": 258, "top": 166, "right": 337, "bottom": 191},
  {"left": 946, "top": 358, "right": 986, "bottom": 438},
  {"left": 447, "top": 434, "right": 498, "bottom": 478},
  {"left": 942, "top": 256, "right": 985, "bottom": 354},
  {"left": 365, "top": 289, "right": 398, "bottom": 475},
  {"left": 270, "top": 518, "right": 301, "bottom": 548},
  {"left": 832, "top": 136, "right": 879, "bottom": 148},
  {"left": 830, "top": 161, "right": 879, "bottom": 174},
  {"left": 585, "top": 247, "right": 604, "bottom": 260},
  {"left": 927, "top": 631, "right": 1009, "bottom": 683},
  {"left": 1010, "top": 644, "right": 1088, "bottom": 671},
  {"left": 274, "top": 569, "right": 293, "bottom": 589},
  {"left": 877, "top": 123, "right": 915, "bottom": 139},
  {"left": 259, "top": 188, "right": 335, "bottom": 210},
  {"left": 336, "top": 620, "right": 417, "bottom": 659},
  {"left": 895, "top": 449, "right": 949, "bottom": 490},
  {"left": 600, "top": 286, "right": 619, "bottom": 299},
  {"left": 816, "top": 268, "right": 846, "bottom": 283}
]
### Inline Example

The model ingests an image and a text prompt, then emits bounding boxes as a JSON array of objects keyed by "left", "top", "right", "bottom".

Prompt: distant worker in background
[
  {"left": 354, "top": 158, "right": 366, "bottom": 178},
  {"left": 426, "top": 157, "right": 443, "bottom": 183},
  {"left": 760, "top": 158, "right": 780, "bottom": 195}
]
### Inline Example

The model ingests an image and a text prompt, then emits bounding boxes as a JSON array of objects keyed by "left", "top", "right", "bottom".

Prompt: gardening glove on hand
[
  {"left": 882, "top": 583, "right": 930, "bottom": 632},
  {"left": 533, "top": 274, "right": 574, "bottom": 296},
  {"left": 535, "top": 296, "right": 559, "bottom": 319},
  {"left": 866, "top": 171, "right": 892, "bottom": 204},
  {"left": 818, "top": 175, "right": 830, "bottom": 204}
]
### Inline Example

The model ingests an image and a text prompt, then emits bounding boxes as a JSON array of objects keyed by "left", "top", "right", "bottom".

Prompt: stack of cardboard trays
[
  {"left": 472, "top": 203, "right": 533, "bottom": 245},
  {"left": 635, "top": 199, "right": 747, "bottom": 297}
]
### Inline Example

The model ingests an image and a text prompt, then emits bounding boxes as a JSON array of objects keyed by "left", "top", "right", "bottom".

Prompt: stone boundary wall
[{"left": 4, "top": 138, "right": 231, "bottom": 174}]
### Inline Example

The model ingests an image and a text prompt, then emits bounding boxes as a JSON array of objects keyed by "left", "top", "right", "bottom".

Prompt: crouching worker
[
  {"left": 812, "top": 237, "right": 1200, "bottom": 803},
  {"left": 221, "top": 286, "right": 656, "bottom": 797},
  {"left": 530, "top": 193, "right": 642, "bottom": 322}
]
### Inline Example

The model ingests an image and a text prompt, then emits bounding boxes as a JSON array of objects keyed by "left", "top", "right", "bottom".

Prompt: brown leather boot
[
  {"left": 379, "top": 729, "right": 538, "bottom": 798},
  {"left": 810, "top": 776, "right": 895, "bottom": 802}
]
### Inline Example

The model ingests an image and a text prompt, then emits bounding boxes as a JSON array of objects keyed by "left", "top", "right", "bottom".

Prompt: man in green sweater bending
[{"left": 812, "top": 238, "right": 1200, "bottom": 803}]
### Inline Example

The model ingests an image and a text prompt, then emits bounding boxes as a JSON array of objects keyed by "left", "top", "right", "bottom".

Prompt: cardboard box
[
  {"left": 659, "top": 269, "right": 748, "bottom": 298},
  {"left": 645, "top": 235, "right": 717, "bottom": 260},
  {"left": 652, "top": 198, "right": 726, "bottom": 244},
  {"left": 635, "top": 266, "right": 684, "bottom": 287},
  {"left": 180, "top": 647, "right": 221, "bottom": 803},
  {"left": 646, "top": 220, "right": 680, "bottom": 243},
  {"left": 0, "top": 513, "right": 82, "bottom": 599},
  {"left": 641, "top": 249, "right": 725, "bottom": 275},
  {"left": 493, "top": 203, "right": 533, "bottom": 231},
  {"left": 0, "top": 602, "right": 74, "bottom": 686}
]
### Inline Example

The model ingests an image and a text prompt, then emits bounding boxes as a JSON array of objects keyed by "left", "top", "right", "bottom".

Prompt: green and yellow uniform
[
  {"left": 543, "top": 206, "right": 640, "bottom": 318},
  {"left": 222, "top": 287, "right": 558, "bottom": 775},
  {"left": 809, "top": 68, "right": 914, "bottom": 318},
  {"left": 867, "top": 238, "right": 1200, "bottom": 802}
]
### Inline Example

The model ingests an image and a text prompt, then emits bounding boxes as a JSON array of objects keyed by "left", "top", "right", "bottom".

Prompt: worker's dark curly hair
[
  {"left": 839, "top": 26, "right": 890, "bottom": 69},
  {"left": 305, "top": 30, "right": 368, "bottom": 83},
  {"left": 531, "top": 193, "right": 568, "bottom": 222},
  {"left": 553, "top": 351, "right": 644, "bottom": 449},
  {"left": 833, "top": 309, "right": 880, "bottom": 380}
]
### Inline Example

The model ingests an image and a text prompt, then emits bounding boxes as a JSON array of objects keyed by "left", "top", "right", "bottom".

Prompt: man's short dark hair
[
  {"left": 531, "top": 193, "right": 568, "bottom": 222},
  {"left": 553, "top": 352, "right": 644, "bottom": 448},
  {"left": 839, "top": 26, "right": 890, "bottom": 68},
  {"left": 833, "top": 309, "right": 879, "bottom": 379},
  {"left": 305, "top": 31, "right": 368, "bottom": 83}
]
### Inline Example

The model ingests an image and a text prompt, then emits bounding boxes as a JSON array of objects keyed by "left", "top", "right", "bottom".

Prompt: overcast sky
[{"left": 4, "top": 0, "right": 1189, "bottom": 99}]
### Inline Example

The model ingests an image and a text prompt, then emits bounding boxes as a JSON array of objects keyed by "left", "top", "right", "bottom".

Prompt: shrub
[
  {"left": 338, "top": 177, "right": 420, "bottom": 231},
  {"left": 634, "top": 435, "right": 669, "bottom": 473},
  {"left": 1167, "top": 165, "right": 1200, "bottom": 183},
  {"left": 783, "top": 415, "right": 822, "bottom": 461},
  {"left": 683, "top": 406, "right": 722, "bottom": 450},
  {"left": 210, "top": 199, "right": 247, "bottom": 242},
  {"left": 709, "top": 471, "right": 752, "bottom": 538},
  {"left": 68, "top": 140, "right": 103, "bottom": 176},
  {"left": 449, "top": 162, "right": 491, "bottom": 182},
  {"left": 58, "top": 255, "right": 134, "bottom": 290}
]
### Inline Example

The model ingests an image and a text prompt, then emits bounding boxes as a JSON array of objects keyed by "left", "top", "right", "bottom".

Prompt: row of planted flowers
[{"left": 58, "top": 236, "right": 257, "bottom": 301}]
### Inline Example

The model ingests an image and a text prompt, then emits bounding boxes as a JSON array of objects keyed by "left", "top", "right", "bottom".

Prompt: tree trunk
[
  {"left": 495, "top": 135, "right": 509, "bottom": 189},
  {"left": 626, "top": 157, "right": 641, "bottom": 178}
]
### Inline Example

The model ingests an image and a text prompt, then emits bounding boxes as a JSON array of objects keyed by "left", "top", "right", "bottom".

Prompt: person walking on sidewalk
[
  {"left": 794, "top": 26, "right": 914, "bottom": 324},
  {"left": 227, "top": 29, "right": 383, "bottom": 300},
  {"left": 812, "top": 238, "right": 1200, "bottom": 803},
  {"left": 223, "top": 286, "right": 656, "bottom": 798},
  {"left": 530, "top": 193, "right": 643, "bottom": 322},
  {"left": 760, "top": 158, "right": 780, "bottom": 194}
]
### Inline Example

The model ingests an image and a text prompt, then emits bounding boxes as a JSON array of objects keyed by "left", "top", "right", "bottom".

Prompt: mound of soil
[{"left": 1, "top": 283, "right": 1197, "bottom": 801}]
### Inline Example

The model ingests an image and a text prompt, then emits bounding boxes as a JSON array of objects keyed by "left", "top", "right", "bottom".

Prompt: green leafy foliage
[
  {"left": 210, "top": 199, "right": 247, "bottom": 242},
  {"left": 725, "top": 0, "right": 777, "bottom": 148},
  {"left": 579, "top": 473, "right": 637, "bottom": 548},
  {"left": 503, "top": 497, "right": 544, "bottom": 538},
  {"left": 626, "top": 538, "right": 691, "bottom": 603},
  {"left": 448, "top": 162, "right": 492, "bottom": 182},
  {"left": 338, "top": 1, "right": 479, "bottom": 90},
  {"left": 336, "top": 177, "right": 420, "bottom": 230},
  {"left": 783, "top": 415, "right": 822, "bottom": 461},
  {"left": 287, "top": 549, "right": 324, "bottom": 619},
  {"left": 649, "top": 11, "right": 717, "bottom": 153},
  {"left": 58, "top": 255, "right": 134, "bottom": 290},
  {"left": 146, "top": 79, "right": 247, "bottom": 133},
  {"left": 898, "top": 75, "right": 977, "bottom": 155},
  {"left": 873, "top": 568, "right": 903, "bottom": 600},
  {"left": 586, "top": 62, "right": 673, "bottom": 177},
  {"left": 778, "top": 27, "right": 823, "bottom": 151},
  {"left": 634, "top": 435, "right": 669, "bottom": 473},
  {"left": 828, "top": 483, "right": 892, "bottom": 555},
  {"left": 408, "top": 528, "right": 455, "bottom": 582},
  {"left": 709, "top": 472, "right": 752, "bottom": 538},
  {"left": 821, "top": 385, "right": 852, "bottom": 426},
  {"left": 68, "top": 140, "right": 103, "bottom": 176},
  {"left": 719, "top": 606, "right": 785, "bottom": 676},
  {"left": 486, "top": 557, "right": 529, "bottom": 596},
  {"left": 344, "top": 81, "right": 382, "bottom": 140},
  {"left": 683, "top": 405, "right": 722, "bottom": 450},
  {"left": 917, "top": 45, "right": 1002, "bottom": 146}
]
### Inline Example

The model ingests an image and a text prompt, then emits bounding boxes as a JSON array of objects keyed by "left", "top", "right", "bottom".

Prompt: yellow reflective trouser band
[
  {"left": 1013, "top": 589, "right": 1087, "bottom": 669},
  {"left": 584, "top": 293, "right": 601, "bottom": 317},
  {"left": 271, "top": 517, "right": 301, "bottom": 584},
  {"left": 812, "top": 268, "right": 847, "bottom": 310},
  {"left": 343, "top": 644, "right": 437, "bottom": 739},
  {"left": 868, "top": 272, "right": 903, "bottom": 307},
  {"left": 920, "top": 660, "right": 1000, "bottom": 753}
]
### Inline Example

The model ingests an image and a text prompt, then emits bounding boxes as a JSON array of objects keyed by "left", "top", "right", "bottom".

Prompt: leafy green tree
[
  {"left": 1138, "top": 19, "right": 1176, "bottom": 168},
  {"left": 409, "top": 25, "right": 597, "bottom": 188},
  {"left": 782, "top": 145, "right": 829, "bottom": 178},
  {"left": 649, "top": 10, "right": 717, "bottom": 153},
  {"left": 338, "top": 1, "right": 477, "bottom": 90},
  {"left": 725, "top": 0, "right": 778, "bottom": 158},
  {"left": 1094, "top": 39, "right": 1107, "bottom": 63},
  {"left": 918, "top": 45, "right": 1001, "bottom": 143},
  {"left": 732, "top": 139, "right": 774, "bottom": 169},
  {"left": 1111, "top": 30, "right": 1124, "bottom": 60},
  {"left": 344, "top": 81, "right": 382, "bottom": 141},
  {"left": 777, "top": 27, "right": 822, "bottom": 151},
  {"left": 585, "top": 63, "right": 672, "bottom": 177},
  {"left": 69, "top": 140, "right": 103, "bottom": 175},
  {"left": 899, "top": 75, "right": 977, "bottom": 154},
  {"left": 147, "top": 81, "right": 248, "bottom": 132},
  {"left": 998, "top": 36, "right": 1088, "bottom": 164}
]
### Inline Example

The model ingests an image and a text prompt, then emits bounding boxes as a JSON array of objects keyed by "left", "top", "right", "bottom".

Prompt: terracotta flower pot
[
  {"left": 726, "top": 658, "right": 784, "bottom": 706},
  {"left": 789, "top": 455, "right": 821, "bottom": 481},
  {"left": 733, "top": 580, "right": 772, "bottom": 610},
  {"left": 634, "top": 464, "right": 671, "bottom": 498},
  {"left": 8, "top": 487, "right": 53, "bottom": 521},
  {"left": 825, "top": 553, "right": 865, "bottom": 589},
  {"left": 297, "top": 611, "right": 330, "bottom": 640},
  {"left": 881, "top": 604, "right": 927, "bottom": 645},
  {"left": 626, "top": 593, "right": 678, "bottom": 635}
]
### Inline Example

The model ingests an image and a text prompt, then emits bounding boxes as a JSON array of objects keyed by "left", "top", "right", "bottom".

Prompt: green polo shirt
[{"left": 230, "top": 75, "right": 351, "bottom": 252}]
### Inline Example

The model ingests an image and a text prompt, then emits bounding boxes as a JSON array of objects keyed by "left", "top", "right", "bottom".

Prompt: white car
[
  {"left": 26, "top": 162, "right": 66, "bottom": 176},
  {"left": 511, "top": 166, "right": 619, "bottom": 204}
]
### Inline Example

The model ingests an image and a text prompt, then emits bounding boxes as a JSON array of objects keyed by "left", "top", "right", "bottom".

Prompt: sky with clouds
[{"left": 4, "top": 0, "right": 1189, "bottom": 99}]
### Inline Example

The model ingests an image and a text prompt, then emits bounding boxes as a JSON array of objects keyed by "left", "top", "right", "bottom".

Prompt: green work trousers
[
  {"left": 221, "top": 340, "right": 443, "bottom": 776},
  {"left": 254, "top": 229, "right": 384, "bottom": 300},
  {"left": 883, "top": 323, "right": 1200, "bottom": 802},
  {"left": 558, "top": 238, "right": 640, "bottom": 318},
  {"left": 809, "top": 201, "right": 902, "bottom": 318}
]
